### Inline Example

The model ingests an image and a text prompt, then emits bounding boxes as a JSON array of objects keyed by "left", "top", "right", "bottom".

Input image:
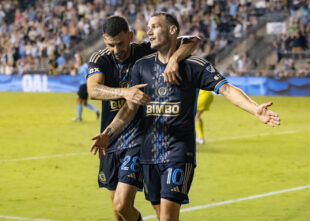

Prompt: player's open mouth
[{"left": 149, "top": 37, "right": 155, "bottom": 42}]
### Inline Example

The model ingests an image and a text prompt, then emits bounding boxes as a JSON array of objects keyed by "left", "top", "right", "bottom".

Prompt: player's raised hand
[
  {"left": 163, "top": 59, "right": 182, "bottom": 85},
  {"left": 121, "top": 84, "right": 150, "bottom": 105},
  {"left": 90, "top": 132, "right": 110, "bottom": 157},
  {"left": 256, "top": 102, "right": 280, "bottom": 127}
]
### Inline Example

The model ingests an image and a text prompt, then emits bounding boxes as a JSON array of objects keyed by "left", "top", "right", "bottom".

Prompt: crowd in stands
[
  {"left": 0, "top": 0, "right": 104, "bottom": 75},
  {"left": 0, "top": 0, "right": 309, "bottom": 78},
  {"left": 227, "top": 57, "right": 310, "bottom": 78},
  {"left": 227, "top": 0, "right": 309, "bottom": 77},
  {"left": 270, "top": 0, "right": 309, "bottom": 77}
]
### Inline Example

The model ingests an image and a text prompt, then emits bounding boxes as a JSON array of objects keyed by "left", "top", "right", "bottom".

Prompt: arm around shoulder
[{"left": 164, "top": 35, "right": 201, "bottom": 85}]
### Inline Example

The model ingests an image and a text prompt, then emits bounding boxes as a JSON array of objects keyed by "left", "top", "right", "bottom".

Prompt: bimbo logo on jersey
[
  {"left": 146, "top": 101, "right": 180, "bottom": 117},
  {"left": 110, "top": 99, "right": 125, "bottom": 111}
]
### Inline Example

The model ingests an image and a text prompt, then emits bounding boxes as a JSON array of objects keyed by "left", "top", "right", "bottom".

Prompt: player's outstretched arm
[
  {"left": 219, "top": 83, "right": 280, "bottom": 127},
  {"left": 164, "top": 36, "right": 201, "bottom": 85},
  {"left": 87, "top": 74, "right": 150, "bottom": 105},
  {"left": 90, "top": 101, "right": 139, "bottom": 156}
]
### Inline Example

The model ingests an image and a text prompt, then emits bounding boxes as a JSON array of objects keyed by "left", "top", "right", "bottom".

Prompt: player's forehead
[
  {"left": 148, "top": 15, "right": 166, "bottom": 27},
  {"left": 103, "top": 31, "right": 129, "bottom": 44}
]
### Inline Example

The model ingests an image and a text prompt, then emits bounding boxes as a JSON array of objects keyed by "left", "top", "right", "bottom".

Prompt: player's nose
[
  {"left": 113, "top": 47, "right": 119, "bottom": 55},
  {"left": 116, "top": 45, "right": 123, "bottom": 53},
  {"left": 147, "top": 28, "right": 153, "bottom": 36}
]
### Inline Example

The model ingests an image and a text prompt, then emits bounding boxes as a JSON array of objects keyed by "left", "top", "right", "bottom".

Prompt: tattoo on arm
[
  {"left": 93, "top": 86, "right": 122, "bottom": 100},
  {"left": 219, "top": 84, "right": 230, "bottom": 95},
  {"left": 109, "top": 104, "right": 138, "bottom": 139},
  {"left": 107, "top": 118, "right": 127, "bottom": 140},
  {"left": 220, "top": 83, "right": 230, "bottom": 94},
  {"left": 106, "top": 127, "right": 113, "bottom": 138}
]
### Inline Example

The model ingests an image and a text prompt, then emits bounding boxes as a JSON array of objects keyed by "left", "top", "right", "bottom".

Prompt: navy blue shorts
[
  {"left": 142, "top": 162, "right": 194, "bottom": 205},
  {"left": 77, "top": 84, "right": 88, "bottom": 100},
  {"left": 98, "top": 148, "right": 143, "bottom": 191}
]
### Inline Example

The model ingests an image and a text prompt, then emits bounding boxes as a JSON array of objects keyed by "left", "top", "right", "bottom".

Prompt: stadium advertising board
[
  {"left": 0, "top": 75, "right": 309, "bottom": 95},
  {"left": 0, "top": 74, "right": 79, "bottom": 92}
]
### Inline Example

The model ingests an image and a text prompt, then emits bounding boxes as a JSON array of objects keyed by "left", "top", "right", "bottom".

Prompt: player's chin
[
  {"left": 150, "top": 43, "right": 159, "bottom": 50},
  {"left": 115, "top": 54, "right": 126, "bottom": 61}
]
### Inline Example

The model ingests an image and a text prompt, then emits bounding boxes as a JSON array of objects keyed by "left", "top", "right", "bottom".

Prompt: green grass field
[{"left": 1, "top": 92, "right": 310, "bottom": 221}]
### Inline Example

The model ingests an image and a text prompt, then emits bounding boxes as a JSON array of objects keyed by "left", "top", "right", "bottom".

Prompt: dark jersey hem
[{"left": 140, "top": 158, "right": 195, "bottom": 165}]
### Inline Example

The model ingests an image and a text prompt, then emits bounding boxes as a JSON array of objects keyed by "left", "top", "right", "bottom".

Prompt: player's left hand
[
  {"left": 90, "top": 132, "right": 110, "bottom": 157},
  {"left": 256, "top": 102, "right": 280, "bottom": 127},
  {"left": 163, "top": 59, "right": 182, "bottom": 85}
]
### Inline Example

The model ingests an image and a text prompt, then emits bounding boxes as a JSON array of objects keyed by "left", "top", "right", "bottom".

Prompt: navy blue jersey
[
  {"left": 87, "top": 42, "right": 154, "bottom": 153},
  {"left": 131, "top": 53, "right": 228, "bottom": 164}
]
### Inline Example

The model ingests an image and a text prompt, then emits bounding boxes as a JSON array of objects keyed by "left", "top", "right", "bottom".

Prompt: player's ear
[
  {"left": 129, "top": 31, "right": 134, "bottom": 42},
  {"left": 169, "top": 25, "right": 178, "bottom": 36},
  {"left": 102, "top": 34, "right": 108, "bottom": 42}
]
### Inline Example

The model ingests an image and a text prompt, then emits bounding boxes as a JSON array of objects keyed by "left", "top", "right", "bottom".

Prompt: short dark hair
[
  {"left": 102, "top": 16, "right": 129, "bottom": 37},
  {"left": 151, "top": 12, "right": 180, "bottom": 35}
]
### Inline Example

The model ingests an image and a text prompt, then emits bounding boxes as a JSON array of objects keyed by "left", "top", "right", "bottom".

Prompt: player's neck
[{"left": 158, "top": 41, "right": 177, "bottom": 64}]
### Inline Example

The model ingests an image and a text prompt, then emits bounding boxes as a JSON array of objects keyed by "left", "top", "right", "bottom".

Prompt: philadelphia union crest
[
  {"left": 157, "top": 86, "right": 168, "bottom": 97},
  {"left": 98, "top": 171, "right": 107, "bottom": 184}
]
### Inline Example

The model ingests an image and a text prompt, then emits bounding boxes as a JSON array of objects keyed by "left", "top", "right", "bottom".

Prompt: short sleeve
[
  {"left": 87, "top": 51, "right": 109, "bottom": 79},
  {"left": 188, "top": 57, "right": 228, "bottom": 93}
]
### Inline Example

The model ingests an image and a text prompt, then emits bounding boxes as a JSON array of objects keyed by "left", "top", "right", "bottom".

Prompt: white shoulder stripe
[{"left": 89, "top": 48, "right": 110, "bottom": 63}]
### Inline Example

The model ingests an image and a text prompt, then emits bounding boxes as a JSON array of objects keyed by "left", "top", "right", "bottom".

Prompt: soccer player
[
  {"left": 72, "top": 53, "right": 99, "bottom": 122},
  {"left": 90, "top": 12, "right": 280, "bottom": 221},
  {"left": 195, "top": 90, "right": 214, "bottom": 144},
  {"left": 86, "top": 16, "right": 200, "bottom": 221}
]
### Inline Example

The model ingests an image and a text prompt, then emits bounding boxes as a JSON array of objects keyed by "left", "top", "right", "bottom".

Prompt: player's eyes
[{"left": 148, "top": 24, "right": 158, "bottom": 30}]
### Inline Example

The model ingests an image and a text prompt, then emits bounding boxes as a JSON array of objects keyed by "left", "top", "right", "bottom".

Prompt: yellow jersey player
[{"left": 195, "top": 90, "right": 214, "bottom": 144}]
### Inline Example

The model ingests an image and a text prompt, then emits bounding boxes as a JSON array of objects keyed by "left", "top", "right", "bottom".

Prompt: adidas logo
[
  {"left": 171, "top": 186, "right": 180, "bottom": 192},
  {"left": 128, "top": 173, "right": 136, "bottom": 179}
]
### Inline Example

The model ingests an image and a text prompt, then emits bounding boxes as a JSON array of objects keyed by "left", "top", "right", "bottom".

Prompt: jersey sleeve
[
  {"left": 188, "top": 57, "right": 228, "bottom": 93},
  {"left": 87, "top": 51, "right": 109, "bottom": 79}
]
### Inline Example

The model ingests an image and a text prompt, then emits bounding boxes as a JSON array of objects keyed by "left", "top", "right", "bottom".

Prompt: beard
[{"left": 113, "top": 49, "right": 129, "bottom": 62}]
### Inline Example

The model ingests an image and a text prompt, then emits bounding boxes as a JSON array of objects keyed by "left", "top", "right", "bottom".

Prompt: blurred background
[{"left": 0, "top": 0, "right": 309, "bottom": 95}]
